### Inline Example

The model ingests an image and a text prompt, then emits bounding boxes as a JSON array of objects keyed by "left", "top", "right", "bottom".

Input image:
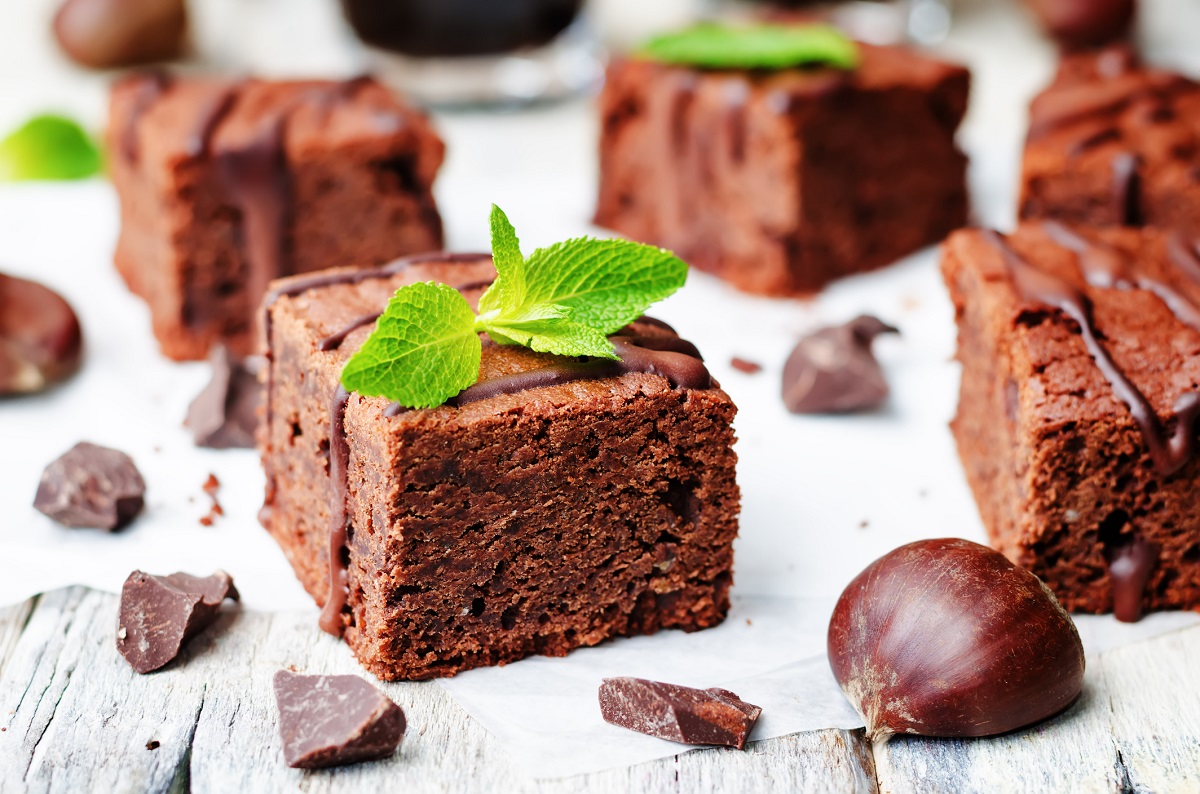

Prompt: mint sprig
[
  {"left": 638, "top": 23, "right": 859, "bottom": 72},
  {"left": 0, "top": 114, "right": 103, "bottom": 182},
  {"left": 340, "top": 205, "right": 689, "bottom": 408}
]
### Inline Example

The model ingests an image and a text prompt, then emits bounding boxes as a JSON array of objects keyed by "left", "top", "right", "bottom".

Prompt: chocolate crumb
[
  {"left": 199, "top": 473, "right": 223, "bottom": 527},
  {"left": 117, "top": 570, "right": 239, "bottom": 673},
  {"left": 598, "top": 677, "right": 761, "bottom": 749},
  {"left": 33, "top": 442, "right": 146, "bottom": 531},
  {"left": 146, "top": 740, "right": 160, "bottom": 751},
  {"left": 859, "top": 519, "right": 870, "bottom": 529},
  {"left": 781, "top": 316, "right": 899, "bottom": 414},
  {"left": 273, "top": 670, "right": 406, "bottom": 768},
  {"left": 185, "top": 347, "right": 263, "bottom": 449},
  {"left": 730, "top": 357, "right": 762, "bottom": 374}
]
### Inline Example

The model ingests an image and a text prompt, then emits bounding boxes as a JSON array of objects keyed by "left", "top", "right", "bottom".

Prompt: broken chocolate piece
[
  {"left": 185, "top": 347, "right": 263, "bottom": 449},
  {"left": 33, "top": 442, "right": 145, "bottom": 530},
  {"left": 781, "top": 315, "right": 899, "bottom": 414},
  {"left": 598, "top": 677, "right": 761, "bottom": 750},
  {"left": 0, "top": 273, "right": 83, "bottom": 396},
  {"left": 117, "top": 570, "right": 239, "bottom": 673},
  {"left": 273, "top": 670, "right": 406, "bottom": 769},
  {"left": 730, "top": 357, "right": 762, "bottom": 374}
]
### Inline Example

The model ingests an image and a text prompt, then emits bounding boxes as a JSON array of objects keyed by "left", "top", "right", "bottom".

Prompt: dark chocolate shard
[
  {"left": 598, "top": 677, "right": 761, "bottom": 750},
  {"left": 781, "top": 315, "right": 899, "bottom": 414},
  {"left": 117, "top": 570, "right": 239, "bottom": 674},
  {"left": 185, "top": 347, "right": 263, "bottom": 449},
  {"left": 34, "top": 442, "right": 146, "bottom": 530},
  {"left": 273, "top": 670, "right": 406, "bottom": 769}
]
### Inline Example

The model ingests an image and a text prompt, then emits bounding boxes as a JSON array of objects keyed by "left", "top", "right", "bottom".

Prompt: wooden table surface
[{"left": 1, "top": 587, "right": 1198, "bottom": 793}]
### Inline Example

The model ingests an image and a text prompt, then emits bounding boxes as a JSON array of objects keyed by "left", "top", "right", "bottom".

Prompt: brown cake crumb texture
[
  {"left": 1020, "top": 45, "right": 1200, "bottom": 231},
  {"left": 944, "top": 224, "right": 1200, "bottom": 616},
  {"left": 595, "top": 44, "right": 970, "bottom": 296},
  {"left": 259, "top": 256, "right": 740, "bottom": 681},
  {"left": 108, "top": 74, "right": 444, "bottom": 360}
]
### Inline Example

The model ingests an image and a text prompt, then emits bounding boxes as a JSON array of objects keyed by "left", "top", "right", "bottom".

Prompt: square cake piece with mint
[
  {"left": 258, "top": 210, "right": 740, "bottom": 680},
  {"left": 594, "top": 23, "right": 970, "bottom": 296}
]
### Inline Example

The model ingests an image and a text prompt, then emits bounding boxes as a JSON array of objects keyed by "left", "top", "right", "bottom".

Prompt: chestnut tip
[{"left": 828, "top": 538, "right": 1086, "bottom": 744}]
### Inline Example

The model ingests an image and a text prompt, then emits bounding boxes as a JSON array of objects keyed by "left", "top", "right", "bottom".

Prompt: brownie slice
[
  {"left": 594, "top": 43, "right": 970, "bottom": 296},
  {"left": 943, "top": 222, "right": 1200, "bottom": 619},
  {"left": 259, "top": 254, "right": 740, "bottom": 680},
  {"left": 108, "top": 73, "right": 444, "bottom": 361},
  {"left": 1019, "top": 46, "right": 1200, "bottom": 230}
]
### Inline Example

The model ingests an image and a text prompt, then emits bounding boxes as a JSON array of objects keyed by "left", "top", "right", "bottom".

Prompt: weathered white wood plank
[
  {"left": 0, "top": 594, "right": 36, "bottom": 680},
  {"left": 676, "top": 728, "right": 877, "bottom": 794},
  {"left": 1104, "top": 626, "right": 1200, "bottom": 793},
  {"left": 0, "top": 587, "right": 212, "bottom": 794},
  {"left": 871, "top": 665, "right": 1123, "bottom": 794},
  {"left": 6, "top": 586, "right": 1200, "bottom": 794}
]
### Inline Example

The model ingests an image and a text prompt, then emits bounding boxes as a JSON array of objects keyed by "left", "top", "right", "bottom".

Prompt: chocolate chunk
[
  {"left": 598, "top": 677, "right": 761, "bottom": 750},
  {"left": 781, "top": 315, "right": 899, "bottom": 414},
  {"left": 53, "top": 0, "right": 187, "bottom": 69},
  {"left": 34, "top": 442, "right": 145, "bottom": 530},
  {"left": 273, "top": 670, "right": 406, "bottom": 769},
  {"left": 117, "top": 570, "right": 239, "bottom": 673},
  {"left": 185, "top": 347, "right": 263, "bottom": 449},
  {"left": 730, "top": 357, "right": 762, "bottom": 374},
  {"left": 0, "top": 273, "right": 83, "bottom": 396}
]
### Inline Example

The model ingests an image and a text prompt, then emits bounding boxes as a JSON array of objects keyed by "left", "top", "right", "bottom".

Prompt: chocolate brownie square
[
  {"left": 1019, "top": 46, "right": 1200, "bottom": 230},
  {"left": 108, "top": 73, "right": 444, "bottom": 361},
  {"left": 258, "top": 254, "right": 740, "bottom": 680},
  {"left": 943, "top": 222, "right": 1200, "bottom": 620},
  {"left": 594, "top": 43, "right": 969, "bottom": 296}
]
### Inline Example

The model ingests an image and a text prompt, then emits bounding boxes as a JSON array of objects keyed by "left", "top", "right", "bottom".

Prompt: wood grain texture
[
  {"left": 0, "top": 590, "right": 874, "bottom": 794},
  {"left": 1, "top": 589, "right": 1198, "bottom": 793}
]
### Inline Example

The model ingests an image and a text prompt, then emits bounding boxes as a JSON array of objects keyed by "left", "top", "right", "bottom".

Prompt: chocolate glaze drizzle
[
  {"left": 1043, "top": 221, "right": 1200, "bottom": 330},
  {"left": 319, "top": 386, "right": 352, "bottom": 635},
  {"left": 983, "top": 228, "right": 1200, "bottom": 477},
  {"left": 1109, "top": 538, "right": 1159, "bottom": 622},
  {"left": 120, "top": 71, "right": 172, "bottom": 164},
  {"left": 1027, "top": 70, "right": 1193, "bottom": 144},
  {"left": 1167, "top": 232, "right": 1200, "bottom": 283}
]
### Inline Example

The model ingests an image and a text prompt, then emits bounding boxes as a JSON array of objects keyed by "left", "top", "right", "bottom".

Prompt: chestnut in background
[
  {"left": 53, "top": 0, "right": 187, "bottom": 69},
  {"left": 1028, "top": 0, "right": 1136, "bottom": 50}
]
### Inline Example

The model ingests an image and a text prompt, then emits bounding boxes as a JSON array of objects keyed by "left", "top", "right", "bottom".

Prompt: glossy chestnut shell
[{"left": 828, "top": 538, "right": 1086, "bottom": 743}]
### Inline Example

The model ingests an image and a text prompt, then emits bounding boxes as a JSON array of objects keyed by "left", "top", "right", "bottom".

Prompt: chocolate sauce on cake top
[{"left": 983, "top": 228, "right": 1200, "bottom": 477}]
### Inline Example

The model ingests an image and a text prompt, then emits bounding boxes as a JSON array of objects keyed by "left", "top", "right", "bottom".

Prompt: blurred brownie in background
[
  {"left": 1020, "top": 46, "right": 1200, "bottom": 231},
  {"left": 108, "top": 74, "right": 444, "bottom": 360},
  {"left": 594, "top": 44, "right": 969, "bottom": 296}
]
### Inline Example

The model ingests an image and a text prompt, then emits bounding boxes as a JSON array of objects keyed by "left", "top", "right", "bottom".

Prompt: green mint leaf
[
  {"left": 340, "top": 282, "right": 481, "bottom": 409},
  {"left": 520, "top": 237, "right": 687, "bottom": 334},
  {"left": 0, "top": 114, "right": 103, "bottom": 182},
  {"left": 638, "top": 23, "right": 859, "bottom": 71},
  {"left": 480, "top": 311, "right": 618, "bottom": 359},
  {"left": 478, "top": 204, "right": 526, "bottom": 318}
]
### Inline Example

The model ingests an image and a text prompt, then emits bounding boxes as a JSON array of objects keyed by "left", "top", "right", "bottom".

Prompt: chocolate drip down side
[
  {"left": 984, "top": 229, "right": 1199, "bottom": 476},
  {"left": 1111, "top": 152, "right": 1142, "bottom": 226},
  {"left": 120, "top": 71, "right": 172, "bottom": 164},
  {"left": 1109, "top": 539, "right": 1160, "bottom": 622},
  {"left": 319, "top": 387, "right": 352, "bottom": 637}
]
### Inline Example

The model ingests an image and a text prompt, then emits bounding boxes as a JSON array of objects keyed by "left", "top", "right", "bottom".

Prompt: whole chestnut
[
  {"left": 53, "top": 0, "right": 187, "bottom": 69},
  {"left": 828, "top": 538, "right": 1085, "bottom": 743},
  {"left": 1028, "top": 0, "right": 1136, "bottom": 50},
  {"left": 0, "top": 273, "right": 84, "bottom": 395}
]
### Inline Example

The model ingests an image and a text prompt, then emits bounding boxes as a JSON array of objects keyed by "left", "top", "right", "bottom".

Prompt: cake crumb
[
  {"left": 146, "top": 740, "right": 160, "bottom": 751},
  {"left": 730, "top": 357, "right": 762, "bottom": 374},
  {"left": 199, "top": 473, "right": 224, "bottom": 526},
  {"left": 859, "top": 519, "right": 869, "bottom": 529}
]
